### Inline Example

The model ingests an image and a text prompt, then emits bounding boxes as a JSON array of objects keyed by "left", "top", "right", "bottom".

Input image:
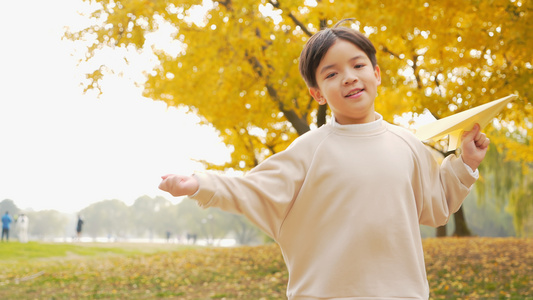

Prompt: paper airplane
[{"left": 415, "top": 94, "right": 517, "bottom": 150}]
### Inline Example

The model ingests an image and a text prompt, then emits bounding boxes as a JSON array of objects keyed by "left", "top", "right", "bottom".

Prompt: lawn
[{"left": 0, "top": 238, "right": 531, "bottom": 299}]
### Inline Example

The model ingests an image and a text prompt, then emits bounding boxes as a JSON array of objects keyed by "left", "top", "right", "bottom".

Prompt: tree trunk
[
  {"left": 434, "top": 150, "right": 473, "bottom": 237},
  {"left": 317, "top": 104, "right": 327, "bottom": 127},
  {"left": 436, "top": 224, "right": 447, "bottom": 237},
  {"left": 453, "top": 206, "right": 472, "bottom": 236}
]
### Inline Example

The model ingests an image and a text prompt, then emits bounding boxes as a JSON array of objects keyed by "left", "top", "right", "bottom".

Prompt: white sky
[{"left": 0, "top": 0, "right": 230, "bottom": 213}]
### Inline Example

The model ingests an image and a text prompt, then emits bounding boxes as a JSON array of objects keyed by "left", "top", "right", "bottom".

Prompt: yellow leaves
[
  {"left": 83, "top": 66, "right": 106, "bottom": 95},
  {"left": 68, "top": 0, "right": 533, "bottom": 174}
]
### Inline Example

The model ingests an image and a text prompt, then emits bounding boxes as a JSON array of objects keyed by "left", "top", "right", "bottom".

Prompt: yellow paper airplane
[{"left": 415, "top": 94, "right": 517, "bottom": 150}]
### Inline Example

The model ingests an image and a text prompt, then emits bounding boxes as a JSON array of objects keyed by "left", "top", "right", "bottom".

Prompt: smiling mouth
[{"left": 345, "top": 89, "right": 363, "bottom": 97}]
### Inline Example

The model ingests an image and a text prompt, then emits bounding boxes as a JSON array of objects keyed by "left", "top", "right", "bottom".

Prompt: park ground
[{"left": 0, "top": 237, "right": 531, "bottom": 299}]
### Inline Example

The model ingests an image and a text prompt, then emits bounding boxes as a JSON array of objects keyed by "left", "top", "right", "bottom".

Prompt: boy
[{"left": 159, "top": 20, "right": 488, "bottom": 299}]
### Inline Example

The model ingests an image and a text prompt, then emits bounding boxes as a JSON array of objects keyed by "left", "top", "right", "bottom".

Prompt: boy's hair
[{"left": 299, "top": 19, "right": 378, "bottom": 88}]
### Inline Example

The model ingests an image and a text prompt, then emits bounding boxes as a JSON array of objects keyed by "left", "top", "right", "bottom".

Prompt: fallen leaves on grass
[
  {"left": 424, "top": 237, "right": 532, "bottom": 299},
  {"left": 1, "top": 244, "right": 287, "bottom": 299},
  {"left": 0, "top": 238, "right": 531, "bottom": 299}
]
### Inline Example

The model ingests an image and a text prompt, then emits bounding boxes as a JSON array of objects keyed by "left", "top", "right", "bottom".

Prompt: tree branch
[
  {"left": 381, "top": 45, "right": 401, "bottom": 59},
  {"left": 268, "top": 0, "right": 313, "bottom": 37}
]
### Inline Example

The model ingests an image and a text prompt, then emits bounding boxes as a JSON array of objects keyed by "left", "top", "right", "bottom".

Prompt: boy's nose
[{"left": 343, "top": 71, "right": 358, "bottom": 85}]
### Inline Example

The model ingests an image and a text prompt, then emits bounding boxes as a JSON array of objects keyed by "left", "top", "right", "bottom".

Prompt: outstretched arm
[
  {"left": 159, "top": 174, "right": 199, "bottom": 197},
  {"left": 460, "top": 123, "right": 489, "bottom": 171}
]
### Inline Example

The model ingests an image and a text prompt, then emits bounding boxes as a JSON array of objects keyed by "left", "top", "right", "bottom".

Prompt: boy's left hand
[{"left": 460, "top": 123, "right": 489, "bottom": 171}]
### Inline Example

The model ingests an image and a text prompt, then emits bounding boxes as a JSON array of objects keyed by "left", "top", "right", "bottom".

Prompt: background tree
[
  {"left": 174, "top": 197, "right": 208, "bottom": 240},
  {"left": 152, "top": 196, "right": 182, "bottom": 240},
  {"left": 0, "top": 199, "right": 20, "bottom": 217},
  {"left": 1, "top": 196, "right": 521, "bottom": 241},
  {"left": 227, "top": 213, "right": 263, "bottom": 245},
  {"left": 26, "top": 210, "right": 70, "bottom": 240},
  {"left": 174, "top": 198, "right": 264, "bottom": 244},
  {"left": 80, "top": 199, "right": 131, "bottom": 239},
  {"left": 130, "top": 195, "right": 175, "bottom": 238},
  {"left": 477, "top": 127, "right": 533, "bottom": 237},
  {"left": 67, "top": 0, "right": 532, "bottom": 236}
]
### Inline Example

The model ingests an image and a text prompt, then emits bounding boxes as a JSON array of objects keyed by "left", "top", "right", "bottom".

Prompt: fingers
[
  {"left": 471, "top": 125, "right": 489, "bottom": 149},
  {"left": 460, "top": 123, "right": 490, "bottom": 170},
  {"left": 462, "top": 123, "right": 480, "bottom": 143},
  {"left": 477, "top": 134, "right": 490, "bottom": 149},
  {"left": 158, "top": 178, "right": 169, "bottom": 191},
  {"left": 158, "top": 174, "right": 179, "bottom": 192},
  {"left": 462, "top": 124, "right": 490, "bottom": 149},
  {"left": 159, "top": 174, "right": 198, "bottom": 197}
]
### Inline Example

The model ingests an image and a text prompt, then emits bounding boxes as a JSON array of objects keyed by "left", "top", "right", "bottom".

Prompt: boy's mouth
[{"left": 345, "top": 88, "right": 364, "bottom": 97}]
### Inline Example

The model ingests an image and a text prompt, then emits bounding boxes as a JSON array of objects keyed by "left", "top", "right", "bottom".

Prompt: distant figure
[
  {"left": 17, "top": 213, "right": 29, "bottom": 243},
  {"left": 186, "top": 233, "right": 197, "bottom": 244},
  {"left": 2, "top": 211, "right": 13, "bottom": 242},
  {"left": 76, "top": 215, "right": 84, "bottom": 241},
  {"left": 166, "top": 230, "right": 171, "bottom": 243}
]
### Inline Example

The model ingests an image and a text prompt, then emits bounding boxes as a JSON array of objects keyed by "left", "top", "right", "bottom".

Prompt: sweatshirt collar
[
  {"left": 331, "top": 112, "right": 384, "bottom": 131},
  {"left": 327, "top": 113, "right": 386, "bottom": 136}
]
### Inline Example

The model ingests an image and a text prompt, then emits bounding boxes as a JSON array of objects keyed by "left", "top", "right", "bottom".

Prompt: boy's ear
[
  {"left": 375, "top": 65, "right": 382, "bottom": 86},
  {"left": 309, "top": 87, "right": 327, "bottom": 105}
]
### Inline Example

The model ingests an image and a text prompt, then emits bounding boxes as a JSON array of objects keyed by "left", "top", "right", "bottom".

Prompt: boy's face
[{"left": 309, "top": 39, "right": 381, "bottom": 125}]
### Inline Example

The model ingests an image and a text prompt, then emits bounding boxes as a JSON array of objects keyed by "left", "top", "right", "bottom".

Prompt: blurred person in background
[
  {"left": 76, "top": 214, "right": 84, "bottom": 241},
  {"left": 17, "top": 213, "right": 29, "bottom": 243},
  {"left": 2, "top": 211, "right": 13, "bottom": 241}
]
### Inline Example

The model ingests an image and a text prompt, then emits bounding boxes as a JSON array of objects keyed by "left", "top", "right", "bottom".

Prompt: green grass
[
  {"left": 0, "top": 241, "right": 137, "bottom": 262},
  {"left": 0, "top": 238, "right": 531, "bottom": 299}
]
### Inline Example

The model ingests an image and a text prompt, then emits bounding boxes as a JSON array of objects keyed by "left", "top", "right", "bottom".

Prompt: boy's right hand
[{"left": 159, "top": 174, "right": 199, "bottom": 197}]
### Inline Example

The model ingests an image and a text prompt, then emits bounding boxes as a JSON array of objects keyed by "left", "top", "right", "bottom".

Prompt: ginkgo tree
[{"left": 66, "top": 0, "right": 532, "bottom": 236}]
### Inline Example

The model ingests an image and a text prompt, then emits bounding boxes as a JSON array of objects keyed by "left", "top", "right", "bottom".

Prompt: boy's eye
[
  {"left": 354, "top": 64, "right": 365, "bottom": 69},
  {"left": 325, "top": 72, "right": 337, "bottom": 79}
]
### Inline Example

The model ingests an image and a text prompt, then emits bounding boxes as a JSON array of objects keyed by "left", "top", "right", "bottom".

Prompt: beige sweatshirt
[{"left": 191, "top": 114, "right": 477, "bottom": 299}]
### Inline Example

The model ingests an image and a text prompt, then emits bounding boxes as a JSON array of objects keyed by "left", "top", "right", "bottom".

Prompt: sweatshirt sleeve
[
  {"left": 416, "top": 148, "right": 478, "bottom": 227},
  {"left": 189, "top": 142, "right": 309, "bottom": 240}
]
